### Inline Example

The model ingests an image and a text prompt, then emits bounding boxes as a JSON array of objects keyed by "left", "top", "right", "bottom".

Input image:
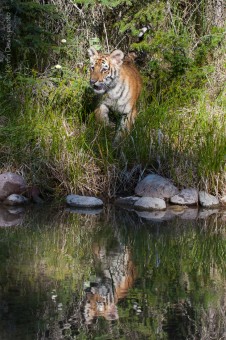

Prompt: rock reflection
[
  {"left": 65, "top": 207, "right": 103, "bottom": 215},
  {"left": 0, "top": 206, "right": 24, "bottom": 227}
]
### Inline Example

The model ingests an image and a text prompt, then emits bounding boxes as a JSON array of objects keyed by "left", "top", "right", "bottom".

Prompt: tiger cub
[{"left": 88, "top": 47, "right": 142, "bottom": 143}]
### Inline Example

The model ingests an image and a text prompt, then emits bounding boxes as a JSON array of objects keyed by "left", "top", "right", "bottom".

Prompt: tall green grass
[
  {"left": 0, "top": 51, "right": 225, "bottom": 197},
  {"left": 122, "top": 61, "right": 225, "bottom": 193},
  {"left": 0, "top": 70, "right": 119, "bottom": 196},
  {"left": 0, "top": 0, "right": 225, "bottom": 197}
]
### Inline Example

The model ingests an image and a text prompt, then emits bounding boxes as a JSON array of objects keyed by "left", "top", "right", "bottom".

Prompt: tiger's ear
[
  {"left": 88, "top": 47, "right": 98, "bottom": 59},
  {"left": 110, "top": 49, "right": 124, "bottom": 66}
]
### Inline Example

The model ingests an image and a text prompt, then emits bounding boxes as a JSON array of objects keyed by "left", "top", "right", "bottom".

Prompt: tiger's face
[{"left": 88, "top": 48, "right": 124, "bottom": 94}]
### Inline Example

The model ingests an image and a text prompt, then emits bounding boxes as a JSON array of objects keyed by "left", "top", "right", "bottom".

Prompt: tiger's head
[{"left": 88, "top": 47, "right": 124, "bottom": 94}]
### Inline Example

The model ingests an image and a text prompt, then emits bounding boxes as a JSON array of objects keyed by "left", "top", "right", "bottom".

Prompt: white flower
[
  {"left": 55, "top": 64, "right": 62, "bottom": 69},
  {"left": 61, "top": 39, "right": 67, "bottom": 43}
]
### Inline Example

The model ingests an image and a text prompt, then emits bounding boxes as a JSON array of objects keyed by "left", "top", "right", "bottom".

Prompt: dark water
[{"left": 0, "top": 205, "right": 225, "bottom": 340}]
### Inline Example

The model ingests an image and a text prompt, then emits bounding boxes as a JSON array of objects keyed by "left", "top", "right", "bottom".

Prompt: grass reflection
[
  {"left": 0, "top": 206, "right": 225, "bottom": 339},
  {"left": 0, "top": 207, "right": 97, "bottom": 339},
  {"left": 113, "top": 209, "right": 226, "bottom": 340}
]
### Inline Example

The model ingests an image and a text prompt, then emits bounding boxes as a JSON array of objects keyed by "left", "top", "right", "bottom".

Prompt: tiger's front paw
[
  {"left": 95, "top": 105, "right": 110, "bottom": 126},
  {"left": 113, "top": 131, "right": 124, "bottom": 148}
]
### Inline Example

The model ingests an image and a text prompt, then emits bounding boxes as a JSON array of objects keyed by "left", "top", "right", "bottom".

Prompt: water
[{"left": 0, "top": 205, "right": 225, "bottom": 340}]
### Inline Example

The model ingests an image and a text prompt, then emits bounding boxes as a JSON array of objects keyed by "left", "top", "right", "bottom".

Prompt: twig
[
  {"left": 166, "top": 0, "right": 177, "bottom": 35},
  {"left": 103, "top": 21, "right": 110, "bottom": 53},
  {"left": 115, "top": 34, "right": 128, "bottom": 49},
  {"left": 185, "top": 1, "right": 202, "bottom": 26},
  {"left": 100, "top": 7, "right": 110, "bottom": 53},
  {"left": 69, "top": 0, "right": 84, "bottom": 17}
]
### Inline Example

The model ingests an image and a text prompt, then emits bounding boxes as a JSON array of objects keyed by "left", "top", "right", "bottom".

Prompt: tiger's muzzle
[{"left": 90, "top": 80, "right": 106, "bottom": 94}]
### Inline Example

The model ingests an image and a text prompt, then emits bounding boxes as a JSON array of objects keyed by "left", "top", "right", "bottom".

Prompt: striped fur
[
  {"left": 84, "top": 244, "right": 136, "bottom": 323},
  {"left": 88, "top": 47, "right": 142, "bottom": 143}
]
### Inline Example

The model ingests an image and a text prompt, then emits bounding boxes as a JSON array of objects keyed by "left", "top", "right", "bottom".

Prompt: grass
[
  {"left": 0, "top": 50, "right": 225, "bottom": 198},
  {"left": 0, "top": 1, "right": 225, "bottom": 199},
  {"left": 119, "top": 54, "right": 226, "bottom": 194},
  {"left": 0, "top": 70, "right": 119, "bottom": 197}
]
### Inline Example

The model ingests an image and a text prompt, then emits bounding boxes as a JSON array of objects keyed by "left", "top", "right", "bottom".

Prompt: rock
[
  {"left": 170, "top": 188, "right": 198, "bottom": 205},
  {"left": 114, "top": 196, "right": 139, "bottom": 207},
  {"left": 0, "top": 172, "right": 26, "bottom": 201},
  {"left": 220, "top": 195, "right": 226, "bottom": 206},
  {"left": 199, "top": 191, "right": 219, "bottom": 207},
  {"left": 135, "top": 174, "right": 178, "bottom": 199},
  {"left": 32, "top": 195, "right": 44, "bottom": 204},
  {"left": 66, "top": 194, "right": 103, "bottom": 208},
  {"left": 134, "top": 197, "right": 166, "bottom": 211},
  {"left": 4, "top": 194, "right": 28, "bottom": 206},
  {"left": 28, "top": 186, "right": 44, "bottom": 204}
]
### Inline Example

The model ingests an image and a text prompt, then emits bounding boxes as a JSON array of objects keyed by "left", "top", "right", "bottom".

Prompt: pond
[{"left": 0, "top": 205, "right": 225, "bottom": 340}]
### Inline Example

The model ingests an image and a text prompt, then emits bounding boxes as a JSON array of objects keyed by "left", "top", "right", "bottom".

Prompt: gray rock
[
  {"left": 66, "top": 194, "right": 103, "bottom": 208},
  {"left": 114, "top": 196, "right": 139, "bottom": 207},
  {"left": 0, "top": 172, "right": 26, "bottom": 201},
  {"left": 4, "top": 194, "right": 28, "bottom": 206},
  {"left": 220, "top": 195, "right": 226, "bottom": 206},
  {"left": 170, "top": 188, "right": 198, "bottom": 205},
  {"left": 134, "top": 197, "right": 166, "bottom": 211},
  {"left": 199, "top": 191, "right": 219, "bottom": 207},
  {"left": 135, "top": 174, "right": 178, "bottom": 199}
]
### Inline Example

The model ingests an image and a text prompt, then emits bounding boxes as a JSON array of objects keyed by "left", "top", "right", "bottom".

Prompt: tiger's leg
[
  {"left": 114, "top": 107, "right": 137, "bottom": 144},
  {"left": 95, "top": 104, "right": 110, "bottom": 125}
]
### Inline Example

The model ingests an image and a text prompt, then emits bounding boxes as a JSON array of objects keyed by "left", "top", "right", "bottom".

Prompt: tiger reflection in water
[
  {"left": 83, "top": 243, "right": 136, "bottom": 324},
  {"left": 45, "top": 242, "right": 136, "bottom": 338}
]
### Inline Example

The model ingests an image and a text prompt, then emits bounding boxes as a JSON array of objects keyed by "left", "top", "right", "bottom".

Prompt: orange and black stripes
[{"left": 88, "top": 47, "right": 142, "bottom": 143}]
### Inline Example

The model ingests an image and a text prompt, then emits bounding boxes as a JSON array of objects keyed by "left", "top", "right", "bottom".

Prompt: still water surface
[{"left": 0, "top": 205, "right": 225, "bottom": 340}]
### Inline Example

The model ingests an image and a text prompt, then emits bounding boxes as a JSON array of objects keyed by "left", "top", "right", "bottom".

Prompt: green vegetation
[{"left": 0, "top": 0, "right": 225, "bottom": 197}]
